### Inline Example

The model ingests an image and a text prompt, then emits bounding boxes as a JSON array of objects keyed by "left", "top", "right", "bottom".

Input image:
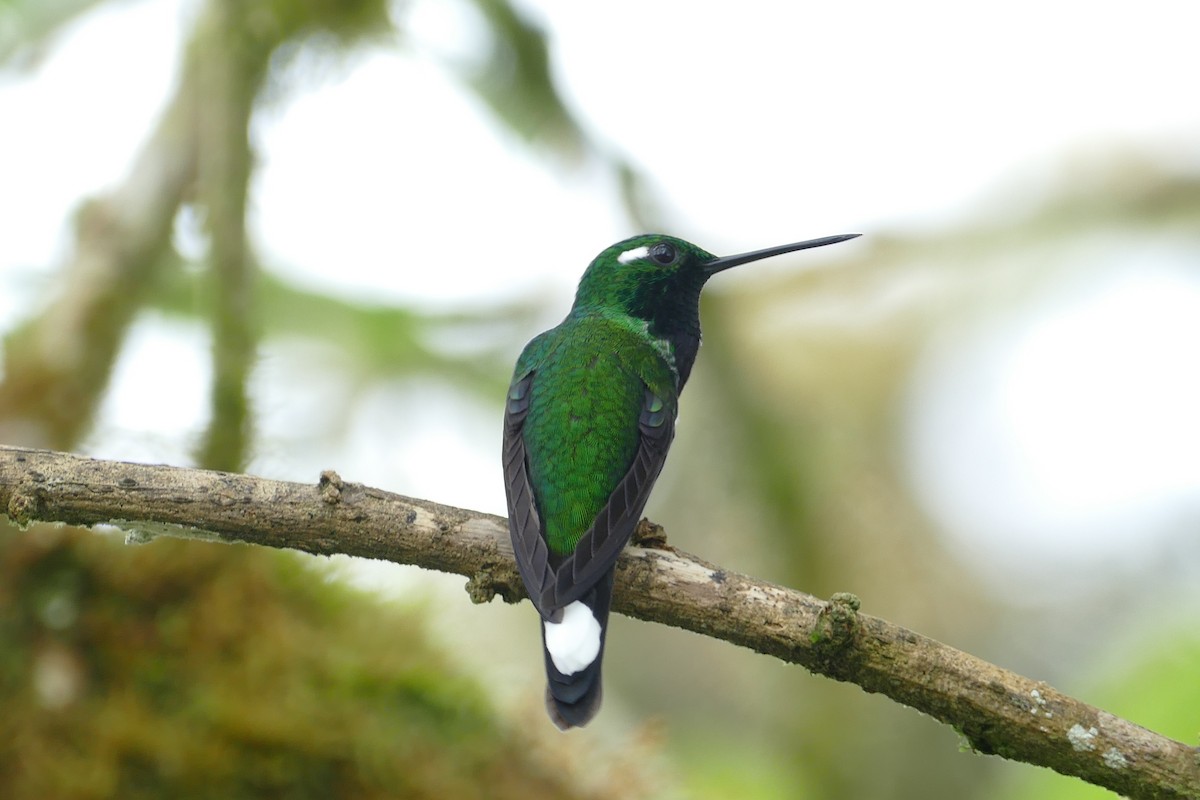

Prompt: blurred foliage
[
  {"left": 0, "top": 0, "right": 591, "bottom": 465},
  {"left": 459, "top": 0, "right": 584, "bottom": 155},
  {"left": 151, "top": 259, "right": 535, "bottom": 402},
  {"left": 0, "top": 525, "right": 605, "bottom": 799},
  {"left": 0, "top": 0, "right": 109, "bottom": 68}
]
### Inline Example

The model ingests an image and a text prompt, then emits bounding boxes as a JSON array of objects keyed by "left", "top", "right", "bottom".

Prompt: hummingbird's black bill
[{"left": 704, "top": 233, "right": 861, "bottom": 274}]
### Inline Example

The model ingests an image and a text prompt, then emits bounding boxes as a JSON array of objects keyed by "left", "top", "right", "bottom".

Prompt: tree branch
[{"left": 0, "top": 445, "right": 1195, "bottom": 799}]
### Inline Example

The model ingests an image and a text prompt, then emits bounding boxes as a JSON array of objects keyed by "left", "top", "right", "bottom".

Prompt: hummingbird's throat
[{"left": 640, "top": 321, "right": 678, "bottom": 381}]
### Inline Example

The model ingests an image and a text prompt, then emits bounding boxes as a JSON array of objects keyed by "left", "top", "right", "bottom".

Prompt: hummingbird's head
[
  {"left": 571, "top": 231, "right": 859, "bottom": 388},
  {"left": 571, "top": 234, "right": 725, "bottom": 328},
  {"left": 571, "top": 232, "right": 861, "bottom": 326}
]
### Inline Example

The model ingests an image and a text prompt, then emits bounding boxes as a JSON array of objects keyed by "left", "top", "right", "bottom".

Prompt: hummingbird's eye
[{"left": 649, "top": 242, "right": 677, "bottom": 266}]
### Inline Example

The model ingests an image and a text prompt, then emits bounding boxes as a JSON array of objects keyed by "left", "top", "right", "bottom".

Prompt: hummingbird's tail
[{"left": 540, "top": 569, "right": 615, "bottom": 730}]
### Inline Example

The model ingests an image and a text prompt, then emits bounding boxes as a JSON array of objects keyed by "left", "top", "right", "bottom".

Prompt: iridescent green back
[{"left": 514, "top": 315, "right": 677, "bottom": 555}]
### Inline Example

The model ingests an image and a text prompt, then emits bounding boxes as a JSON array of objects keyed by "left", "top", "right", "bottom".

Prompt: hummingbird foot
[{"left": 464, "top": 564, "right": 525, "bottom": 605}]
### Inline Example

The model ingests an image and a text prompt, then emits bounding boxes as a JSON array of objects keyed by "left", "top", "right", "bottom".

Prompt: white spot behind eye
[{"left": 617, "top": 246, "right": 649, "bottom": 265}]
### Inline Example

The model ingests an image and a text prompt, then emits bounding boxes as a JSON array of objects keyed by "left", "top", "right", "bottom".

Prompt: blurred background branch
[
  {"left": 0, "top": 45, "right": 197, "bottom": 449},
  {"left": 189, "top": 0, "right": 262, "bottom": 470}
]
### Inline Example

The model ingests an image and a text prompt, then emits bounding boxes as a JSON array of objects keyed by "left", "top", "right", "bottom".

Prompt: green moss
[{"left": 0, "top": 527, "right": 581, "bottom": 799}]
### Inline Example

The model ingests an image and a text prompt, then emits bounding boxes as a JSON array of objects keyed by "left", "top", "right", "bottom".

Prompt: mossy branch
[{"left": 0, "top": 445, "right": 1196, "bottom": 799}]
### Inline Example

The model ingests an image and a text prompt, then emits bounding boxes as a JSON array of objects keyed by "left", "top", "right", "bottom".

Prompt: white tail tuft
[{"left": 543, "top": 601, "right": 601, "bottom": 675}]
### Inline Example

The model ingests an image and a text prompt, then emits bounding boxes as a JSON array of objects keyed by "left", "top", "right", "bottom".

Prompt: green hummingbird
[{"left": 503, "top": 231, "right": 860, "bottom": 729}]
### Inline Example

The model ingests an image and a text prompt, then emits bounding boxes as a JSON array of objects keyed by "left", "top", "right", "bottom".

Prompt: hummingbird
[{"left": 503, "top": 231, "right": 860, "bottom": 729}]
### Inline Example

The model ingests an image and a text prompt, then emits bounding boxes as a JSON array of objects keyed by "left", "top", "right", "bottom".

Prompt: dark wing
[
  {"left": 505, "top": 376, "right": 675, "bottom": 617},
  {"left": 502, "top": 371, "right": 559, "bottom": 618}
]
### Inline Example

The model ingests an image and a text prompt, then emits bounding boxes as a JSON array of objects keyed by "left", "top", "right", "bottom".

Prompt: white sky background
[{"left": 2, "top": 0, "right": 1200, "bottom": 591}]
